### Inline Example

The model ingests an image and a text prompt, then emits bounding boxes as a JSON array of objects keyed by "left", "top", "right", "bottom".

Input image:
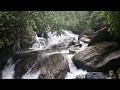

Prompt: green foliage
[
  {"left": 0, "top": 11, "right": 34, "bottom": 48},
  {"left": 108, "top": 70, "right": 114, "bottom": 77},
  {"left": 63, "top": 11, "right": 91, "bottom": 34},
  {"left": 89, "top": 11, "right": 107, "bottom": 31},
  {"left": 104, "top": 11, "right": 120, "bottom": 38},
  {"left": 2, "top": 11, "right": 119, "bottom": 49}
]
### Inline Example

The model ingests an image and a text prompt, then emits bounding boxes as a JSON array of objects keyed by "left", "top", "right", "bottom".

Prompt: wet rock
[
  {"left": 69, "top": 47, "right": 81, "bottom": 54},
  {"left": 0, "top": 44, "right": 14, "bottom": 75},
  {"left": 78, "top": 30, "right": 95, "bottom": 41},
  {"left": 13, "top": 51, "right": 40, "bottom": 79},
  {"left": 117, "top": 68, "right": 120, "bottom": 79},
  {"left": 30, "top": 53, "right": 69, "bottom": 79},
  {"left": 88, "top": 27, "right": 114, "bottom": 46},
  {"left": 49, "top": 37, "right": 75, "bottom": 52},
  {"left": 85, "top": 72, "right": 105, "bottom": 79},
  {"left": 74, "top": 44, "right": 82, "bottom": 48},
  {"left": 0, "top": 70, "right": 2, "bottom": 79},
  {"left": 72, "top": 42, "right": 120, "bottom": 72},
  {"left": 79, "top": 36, "right": 91, "bottom": 43},
  {"left": 68, "top": 39, "right": 76, "bottom": 48}
]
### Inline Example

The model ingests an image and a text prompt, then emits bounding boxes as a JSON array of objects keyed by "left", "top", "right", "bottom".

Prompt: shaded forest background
[{"left": 0, "top": 11, "right": 120, "bottom": 48}]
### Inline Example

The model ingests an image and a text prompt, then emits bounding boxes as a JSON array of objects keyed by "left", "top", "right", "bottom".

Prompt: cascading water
[
  {"left": 2, "top": 58, "right": 21, "bottom": 79},
  {"left": 39, "top": 30, "right": 88, "bottom": 79},
  {"left": 65, "top": 54, "right": 87, "bottom": 79},
  {"left": 2, "top": 30, "right": 88, "bottom": 79},
  {"left": 64, "top": 40, "right": 88, "bottom": 79},
  {"left": 29, "top": 34, "right": 47, "bottom": 50},
  {"left": 22, "top": 61, "right": 41, "bottom": 79},
  {"left": 29, "top": 30, "right": 78, "bottom": 50},
  {"left": 2, "top": 57, "right": 15, "bottom": 79}
]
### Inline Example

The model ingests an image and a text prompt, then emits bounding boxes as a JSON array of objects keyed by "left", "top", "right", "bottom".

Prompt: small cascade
[
  {"left": 65, "top": 54, "right": 87, "bottom": 79},
  {"left": 29, "top": 34, "right": 47, "bottom": 50},
  {"left": 2, "top": 57, "right": 15, "bottom": 79},
  {"left": 2, "top": 58, "right": 21, "bottom": 79},
  {"left": 30, "top": 30, "right": 79, "bottom": 51},
  {"left": 2, "top": 30, "right": 90, "bottom": 79},
  {"left": 22, "top": 61, "right": 41, "bottom": 79},
  {"left": 47, "top": 30, "right": 78, "bottom": 47},
  {"left": 65, "top": 40, "right": 88, "bottom": 79},
  {"left": 28, "top": 30, "right": 88, "bottom": 79}
]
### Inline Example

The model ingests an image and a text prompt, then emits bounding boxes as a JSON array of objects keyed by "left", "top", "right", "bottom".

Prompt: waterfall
[
  {"left": 29, "top": 34, "right": 47, "bottom": 50},
  {"left": 28, "top": 30, "right": 88, "bottom": 79},
  {"left": 2, "top": 58, "right": 15, "bottom": 79},
  {"left": 2, "top": 30, "right": 89, "bottom": 79},
  {"left": 65, "top": 41, "right": 88, "bottom": 79},
  {"left": 22, "top": 61, "right": 41, "bottom": 79},
  {"left": 2, "top": 58, "right": 21, "bottom": 79},
  {"left": 65, "top": 54, "right": 87, "bottom": 79},
  {"left": 29, "top": 30, "right": 79, "bottom": 50}
]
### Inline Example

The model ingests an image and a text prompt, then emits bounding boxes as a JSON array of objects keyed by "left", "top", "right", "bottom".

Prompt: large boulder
[
  {"left": 72, "top": 42, "right": 120, "bottom": 72},
  {"left": 13, "top": 51, "right": 40, "bottom": 79},
  {"left": 30, "top": 53, "right": 69, "bottom": 79},
  {"left": 88, "top": 27, "right": 114, "bottom": 46}
]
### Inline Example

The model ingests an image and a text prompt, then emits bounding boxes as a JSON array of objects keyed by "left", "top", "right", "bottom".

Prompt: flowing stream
[{"left": 2, "top": 30, "right": 88, "bottom": 79}]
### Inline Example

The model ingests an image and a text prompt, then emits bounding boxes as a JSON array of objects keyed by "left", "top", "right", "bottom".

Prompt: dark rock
[
  {"left": 37, "top": 32, "right": 48, "bottom": 39},
  {"left": 69, "top": 47, "right": 80, "bottom": 54},
  {"left": 85, "top": 72, "right": 105, "bottom": 79},
  {"left": 51, "top": 44, "right": 66, "bottom": 51},
  {"left": 72, "top": 42, "right": 120, "bottom": 72},
  {"left": 74, "top": 44, "right": 82, "bottom": 48},
  {"left": 78, "top": 30, "right": 95, "bottom": 41},
  {"left": 117, "top": 68, "right": 120, "bottom": 79},
  {"left": 0, "top": 44, "right": 14, "bottom": 75},
  {"left": 30, "top": 53, "right": 69, "bottom": 79},
  {"left": 88, "top": 27, "right": 114, "bottom": 46},
  {"left": 0, "top": 70, "right": 2, "bottom": 79},
  {"left": 68, "top": 42, "right": 76, "bottom": 48},
  {"left": 49, "top": 37, "right": 75, "bottom": 52},
  {"left": 13, "top": 51, "right": 40, "bottom": 79},
  {"left": 68, "top": 38, "right": 76, "bottom": 48}
]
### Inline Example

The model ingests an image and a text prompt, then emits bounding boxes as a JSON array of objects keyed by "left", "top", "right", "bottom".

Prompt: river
[{"left": 2, "top": 30, "right": 88, "bottom": 79}]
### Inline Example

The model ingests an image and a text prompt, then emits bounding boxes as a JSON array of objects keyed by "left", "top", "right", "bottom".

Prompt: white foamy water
[
  {"left": 2, "top": 30, "right": 89, "bottom": 79},
  {"left": 2, "top": 58, "right": 21, "bottom": 79},
  {"left": 80, "top": 41, "right": 88, "bottom": 50},
  {"left": 29, "top": 34, "right": 46, "bottom": 50},
  {"left": 22, "top": 62, "right": 41, "bottom": 79},
  {"left": 43, "top": 49, "right": 69, "bottom": 57},
  {"left": 65, "top": 69, "right": 87, "bottom": 79},
  {"left": 31, "top": 30, "right": 88, "bottom": 79},
  {"left": 22, "top": 70, "right": 41, "bottom": 79},
  {"left": 65, "top": 54, "right": 87, "bottom": 79},
  {"left": 30, "top": 30, "right": 78, "bottom": 50},
  {"left": 64, "top": 40, "right": 88, "bottom": 79},
  {"left": 2, "top": 58, "right": 15, "bottom": 79}
]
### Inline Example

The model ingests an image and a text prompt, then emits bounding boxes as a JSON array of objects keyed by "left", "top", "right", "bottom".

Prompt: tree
[
  {"left": 104, "top": 11, "right": 120, "bottom": 38},
  {"left": 89, "top": 11, "right": 107, "bottom": 31}
]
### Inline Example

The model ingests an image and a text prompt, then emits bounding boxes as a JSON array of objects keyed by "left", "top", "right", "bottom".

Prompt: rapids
[{"left": 2, "top": 30, "right": 88, "bottom": 79}]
